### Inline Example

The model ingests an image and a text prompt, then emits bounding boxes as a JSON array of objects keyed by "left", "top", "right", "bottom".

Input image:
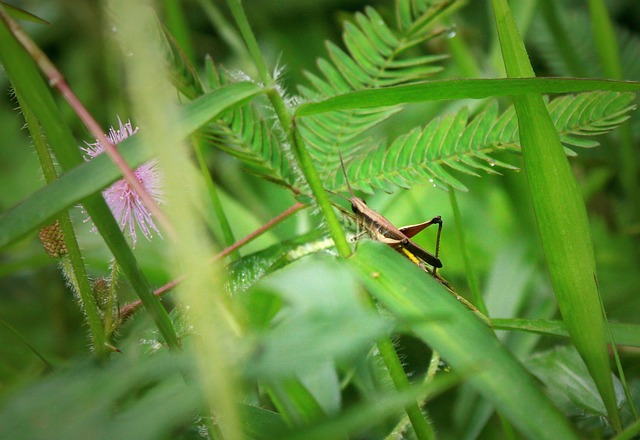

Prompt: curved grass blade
[
  {"left": 351, "top": 241, "right": 578, "bottom": 440},
  {"left": 493, "top": 319, "right": 640, "bottom": 347},
  {"left": 295, "top": 77, "right": 639, "bottom": 116}
]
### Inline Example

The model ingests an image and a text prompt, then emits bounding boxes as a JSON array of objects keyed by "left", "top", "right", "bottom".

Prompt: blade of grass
[
  {"left": 0, "top": 1, "right": 48, "bottom": 24},
  {"left": 193, "top": 135, "right": 239, "bottom": 259},
  {"left": 448, "top": 188, "right": 487, "bottom": 316},
  {"left": 295, "top": 77, "right": 639, "bottom": 116},
  {"left": 162, "top": 0, "right": 194, "bottom": 62},
  {"left": 491, "top": 0, "right": 622, "bottom": 431},
  {"left": 492, "top": 319, "right": 640, "bottom": 347}
]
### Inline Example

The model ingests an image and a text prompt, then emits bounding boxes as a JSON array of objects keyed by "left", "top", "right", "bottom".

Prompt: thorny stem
[
  {"left": 0, "top": 10, "right": 175, "bottom": 240},
  {"left": 119, "top": 201, "right": 306, "bottom": 320}
]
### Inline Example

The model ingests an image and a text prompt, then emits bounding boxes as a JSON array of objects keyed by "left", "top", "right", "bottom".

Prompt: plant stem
[
  {"left": 225, "top": 0, "right": 270, "bottom": 85},
  {"left": 119, "top": 201, "right": 306, "bottom": 320},
  {"left": 290, "top": 125, "right": 352, "bottom": 258},
  {"left": 193, "top": 135, "right": 240, "bottom": 259},
  {"left": 376, "top": 327, "right": 435, "bottom": 440}
]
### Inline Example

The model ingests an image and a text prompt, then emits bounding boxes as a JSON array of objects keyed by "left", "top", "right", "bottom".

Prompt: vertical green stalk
[
  {"left": 448, "top": 188, "right": 487, "bottom": 316},
  {"left": 193, "top": 135, "right": 240, "bottom": 259},
  {"left": 376, "top": 333, "right": 436, "bottom": 440},
  {"left": 224, "top": 0, "right": 351, "bottom": 257},
  {"left": 18, "top": 91, "right": 109, "bottom": 359},
  {"left": 492, "top": 0, "right": 622, "bottom": 431},
  {"left": 446, "top": 32, "right": 488, "bottom": 316},
  {"left": 225, "top": 2, "right": 434, "bottom": 437},
  {"left": 586, "top": 0, "right": 638, "bottom": 223},
  {"left": 289, "top": 126, "right": 352, "bottom": 258},
  {"left": 112, "top": 1, "right": 241, "bottom": 437},
  {"left": 162, "top": 0, "right": 194, "bottom": 62},
  {"left": 225, "top": 0, "right": 270, "bottom": 85}
]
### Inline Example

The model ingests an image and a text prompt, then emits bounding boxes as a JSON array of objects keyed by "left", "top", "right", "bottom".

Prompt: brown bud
[
  {"left": 38, "top": 221, "right": 67, "bottom": 258},
  {"left": 92, "top": 277, "right": 111, "bottom": 311}
]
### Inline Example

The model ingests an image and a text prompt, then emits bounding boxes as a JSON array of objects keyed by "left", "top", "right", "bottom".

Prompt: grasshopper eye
[{"left": 351, "top": 203, "right": 358, "bottom": 213}]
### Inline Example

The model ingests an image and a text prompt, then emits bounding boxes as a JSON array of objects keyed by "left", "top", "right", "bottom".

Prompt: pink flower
[{"left": 82, "top": 118, "right": 162, "bottom": 247}]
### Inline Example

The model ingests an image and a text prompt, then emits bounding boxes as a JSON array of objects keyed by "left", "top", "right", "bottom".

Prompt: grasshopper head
[{"left": 350, "top": 197, "right": 368, "bottom": 214}]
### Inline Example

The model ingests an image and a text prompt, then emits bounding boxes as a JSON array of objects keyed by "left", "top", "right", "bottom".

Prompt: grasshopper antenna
[{"left": 338, "top": 150, "right": 356, "bottom": 200}]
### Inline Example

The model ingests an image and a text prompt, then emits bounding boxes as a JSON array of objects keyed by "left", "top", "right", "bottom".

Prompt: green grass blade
[
  {"left": 295, "top": 77, "right": 639, "bottom": 116},
  {"left": 491, "top": 0, "right": 622, "bottom": 431},
  {"left": 351, "top": 241, "right": 578, "bottom": 440},
  {"left": 493, "top": 319, "right": 640, "bottom": 347},
  {"left": 0, "top": 1, "right": 49, "bottom": 24}
]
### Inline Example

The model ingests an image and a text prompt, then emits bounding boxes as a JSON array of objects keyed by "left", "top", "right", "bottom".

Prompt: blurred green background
[{"left": 1, "top": 1, "right": 639, "bottom": 436}]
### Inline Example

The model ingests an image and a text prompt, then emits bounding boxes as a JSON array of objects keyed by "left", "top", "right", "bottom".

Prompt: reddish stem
[
  {"left": 119, "top": 201, "right": 306, "bottom": 320},
  {"left": 1, "top": 10, "right": 174, "bottom": 239}
]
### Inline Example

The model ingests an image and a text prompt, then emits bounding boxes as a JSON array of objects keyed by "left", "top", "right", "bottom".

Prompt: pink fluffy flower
[{"left": 82, "top": 118, "right": 162, "bottom": 247}]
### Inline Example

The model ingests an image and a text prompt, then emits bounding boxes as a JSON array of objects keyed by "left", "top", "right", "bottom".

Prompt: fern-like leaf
[
  {"left": 161, "top": 25, "right": 205, "bottom": 100},
  {"left": 200, "top": 105, "right": 296, "bottom": 189},
  {"left": 298, "top": 1, "right": 452, "bottom": 179},
  {"left": 159, "top": 26, "right": 297, "bottom": 190},
  {"left": 330, "top": 91, "right": 636, "bottom": 193},
  {"left": 199, "top": 67, "right": 297, "bottom": 190}
]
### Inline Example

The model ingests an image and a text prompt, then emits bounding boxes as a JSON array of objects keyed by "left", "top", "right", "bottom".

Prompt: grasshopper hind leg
[{"left": 432, "top": 216, "right": 443, "bottom": 276}]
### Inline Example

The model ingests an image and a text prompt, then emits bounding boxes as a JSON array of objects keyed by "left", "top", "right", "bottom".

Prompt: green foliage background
[{"left": 0, "top": 0, "right": 639, "bottom": 439}]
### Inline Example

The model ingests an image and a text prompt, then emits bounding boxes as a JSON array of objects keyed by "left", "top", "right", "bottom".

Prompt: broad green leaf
[
  {"left": 351, "top": 241, "right": 578, "bottom": 440},
  {"left": 0, "top": 349, "right": 201, "bottom": 439},
  {"left": 243, "top": 256, "right": 389, "bottom": 380},
  {"left": 527, "top": 346, "right": 623, "bottom": 417},
  {"left": 239, "top": 405, "right": 289, "bottom": 440},
  {"left": 282, "top": 373, "right": 462, "bottom": 440}
]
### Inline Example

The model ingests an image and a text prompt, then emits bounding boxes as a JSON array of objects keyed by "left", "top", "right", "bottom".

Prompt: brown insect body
[
  {"left": 349, "top": 196, "right": 443, "bottom": 268},
  {"left": 337, "top": 151, "right": 442, "bottom": 269},
  {"left": 338, "top": 153, "right": 492, "bottom": 326}
]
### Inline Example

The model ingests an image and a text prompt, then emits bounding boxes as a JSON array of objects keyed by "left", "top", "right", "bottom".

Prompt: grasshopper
[
  {"left": 337, "top": 153, "right": 490, "bottom": 325},
  {"left": 337, "top": 152, "right": 444, "bottom": 274}
]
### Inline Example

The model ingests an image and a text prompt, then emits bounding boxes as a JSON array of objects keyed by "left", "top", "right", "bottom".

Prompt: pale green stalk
[
  {"left": 110, "top": 1, "right": 241, "bottom": 437},
  {"left": 587, "top": 0, "right": 639, "bottom": 224}
]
